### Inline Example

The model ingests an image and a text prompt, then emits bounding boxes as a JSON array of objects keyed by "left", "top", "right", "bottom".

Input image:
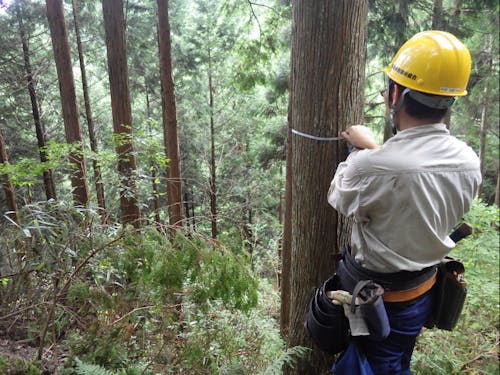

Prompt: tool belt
[
  {"left": 338, "top": 247, "right": 467, "bottom": 330},
  {"left": 337, "top": 246, "right": 438, "bottom": 303}
]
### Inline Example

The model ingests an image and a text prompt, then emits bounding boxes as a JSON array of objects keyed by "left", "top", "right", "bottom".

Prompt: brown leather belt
[{"left": 383, "top": 271, "right": 437, "bottom": 303}]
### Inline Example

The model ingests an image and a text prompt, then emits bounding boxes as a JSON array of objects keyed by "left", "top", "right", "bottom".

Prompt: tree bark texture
[
  {"left": 102, "top": 0, "right": 141, "bottom": 226},
  {"left": 17, "top": 4, "right": 57, "bottom": 201},
  {"left": 0, "top": 128, "right": 18, "bottom": 224},
  {"left": 72, "top": 0, "right": 107, "bottom": 221},
  {"left": 285, "top": 1, "right": 368, "bottom": 374},
  {"left": 280, "top": 107, "right": 293, "bottom": 339},
  {"left": 157, "top": 0, "right": 184, "bottom": 229},
  {"left": 46, "top": 0, "right": 89, "bottom": 207}
]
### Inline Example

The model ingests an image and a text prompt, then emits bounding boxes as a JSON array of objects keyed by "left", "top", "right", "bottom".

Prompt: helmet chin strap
[{"left": 389, "top": 88, "right": 410, "bottom": 135}]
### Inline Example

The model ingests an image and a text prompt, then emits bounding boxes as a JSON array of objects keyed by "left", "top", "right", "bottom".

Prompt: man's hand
[{"left": 341, "top": 125, "right": 379, "bottom": 150}]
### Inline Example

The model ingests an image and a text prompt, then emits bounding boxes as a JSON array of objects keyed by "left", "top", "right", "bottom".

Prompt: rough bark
[
  {"left": 285, "top": 1, "right": 368, "bottom": 373},
  {"left": 157, "top": 0, "right": 184, "bottom": 229},
  {"left": 102, "top": 0, "right": 141, "bottom": 226},
  {"left": 280, "top": 111, "right": 293, "bottom": 339},
  {"left": 71, "top": 0, "right": 107, "bottom": 221},
  {"left": 46, "top": 0, "right": 89, "bottom": 207}
]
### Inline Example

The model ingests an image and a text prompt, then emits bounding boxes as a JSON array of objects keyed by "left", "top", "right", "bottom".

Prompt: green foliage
[
  {"left": 12, "top": 359, "right": 42, "bottom": 375},
  {"left": 412, "top": 200, "right": 499, "bottom": 374},
  {"left": 259, "top": 346, "right": 311, "bottom": 375},
  {"left": 0, "top": 356, "right": 7, "bottom": 374},
  {"left": 73, "top": 358, "right": 152, "bottom": 375},
  {"left": 75, "top": 359, "right": 115, "bottom": 375}
]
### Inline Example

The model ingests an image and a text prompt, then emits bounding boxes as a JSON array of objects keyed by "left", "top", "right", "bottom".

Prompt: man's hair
[
  {"left": 389, "top": 79, "right": 449, "bottom": 121},
  {"left": 403, "top": 92, "right": 449, "bottom": 120}
]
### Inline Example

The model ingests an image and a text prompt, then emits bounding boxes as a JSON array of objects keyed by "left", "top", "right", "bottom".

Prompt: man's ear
[{"left": 391, "top": 84, "right": 402, "bottom": 107}]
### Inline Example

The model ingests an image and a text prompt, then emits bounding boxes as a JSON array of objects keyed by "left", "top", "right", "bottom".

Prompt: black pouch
[
  {"left": 427, "top": 257, "right": 467, "bottom": 330},
  {"left": 305, "top": 274, "right": 349, "bottom": 354}
]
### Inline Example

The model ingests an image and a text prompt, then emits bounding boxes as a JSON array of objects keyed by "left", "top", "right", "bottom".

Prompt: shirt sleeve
[{"left": 327, "top": 151, "right": 365, "bottom": 217}]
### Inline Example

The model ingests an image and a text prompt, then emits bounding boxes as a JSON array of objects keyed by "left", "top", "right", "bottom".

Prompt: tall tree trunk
[
  {"left": 477, "top": 34, "right": 492, "bottom": 199},
  {"left": 146, "top": 90, "right": 161, "bottom": 226},
  {"left": 184, "top": 187, "right": 196, "bottom": 232},
  {"left": 285, "top": 1, "right": 368, "bottom": 374},
  {"left": 16, "top": 4, "right": 57, "bottom": 201},
  {"left": 71, "top": 0, "right": 107, "bottom": 221},
  {"left": 46, "top": 0, "right": 89, "bottom": 207},
  {"left": 0, "top": 127, "right": 19, "bottom": 224},
  {"left": 157, "top": 0, "right": 183, "bottom": 230},
  {"left": 383, "top": 0, "right": 409, "bottom": 142},
  {"left": 477, "top": 84, "right": 488, "bottom": 198},
  {"left": 102, "top": 0, "right": 141, "bottom": 226},
  {"left": 432, "top": 0, "right": 444, "bottom": 29},
  {"left": 208, "top": 48, "right": 217, "bottom": 240}
]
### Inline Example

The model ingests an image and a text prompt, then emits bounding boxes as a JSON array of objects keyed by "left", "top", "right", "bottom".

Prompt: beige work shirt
[{"left": 328, "top": 124, "right": 481, "bottom": 273}]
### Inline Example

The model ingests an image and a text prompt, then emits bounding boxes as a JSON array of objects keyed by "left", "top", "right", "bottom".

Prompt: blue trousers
[{"left": 333, "top": 288, "right": 435, "bottom": 375}]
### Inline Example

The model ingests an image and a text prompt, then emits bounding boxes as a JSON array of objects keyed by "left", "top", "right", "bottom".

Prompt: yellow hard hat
[{"left": 382, "top": 30, "right": 472, "bottom": 96}]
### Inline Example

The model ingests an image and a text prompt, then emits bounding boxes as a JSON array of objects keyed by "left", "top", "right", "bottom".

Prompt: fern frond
[
  {"left": 259, "top": 346, "right": 311, "bottom": 375},
  {"left": 75, "top": 358, "right": 116, "bottom": 375}
]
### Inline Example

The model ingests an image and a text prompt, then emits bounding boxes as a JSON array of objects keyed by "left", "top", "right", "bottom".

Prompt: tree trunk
[
  {"left": 477, "top": 34, "right": 492, "bottom": 199},
  {"left": 383, "top": 0, "right": 409, "bottom": 142},
  {"left": 71, "top": 0, "right": 107, "bottom": 221},
  {"left": 0, "top": 128, "right": 18, "bottom": 224},
  {"left": 285, "top": 1, "right": 368, "bottom": 374},
  {"left": 102, "top": 0, "right": 141, "bottom": 226},
  {"left": 432, "top": 0, "right": 444, "bottom": 29},
  {"left": 208, "top": 48, "right": 218, "bottom": 240},
  {"left": 280, "top": 114, "right": 293, "bottom": 339},
  {"left": 157, "top": 0, "right": 184, "bottom": 230},
  {"left": 46, "top": 0, "right": 89, "bottom": 207},
  {"left": 16, "top": 4, "right": 57, "bottom": 201},
  {"left": 477, "top": 85, "right": 488, "bottom": 198},
  {"left": 146, "top": 90, "right": 161, "bottom": 226}
]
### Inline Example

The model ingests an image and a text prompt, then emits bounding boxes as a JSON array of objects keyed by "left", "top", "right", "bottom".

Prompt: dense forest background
[{"left": 0, "top": 0, "right": 498, "bottom": 374}]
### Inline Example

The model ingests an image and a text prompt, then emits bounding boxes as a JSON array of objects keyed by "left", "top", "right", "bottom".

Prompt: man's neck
[{"left": 396, "top": 111, "right": 443, "bottom": 131}]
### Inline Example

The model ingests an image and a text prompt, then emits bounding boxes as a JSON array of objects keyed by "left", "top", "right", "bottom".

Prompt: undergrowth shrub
[
  {"left": 412, "top": 200, "right": 499, "bottom": 374},
  {"left": 0, "top": 201, "right": 277, "bottom": 374}
]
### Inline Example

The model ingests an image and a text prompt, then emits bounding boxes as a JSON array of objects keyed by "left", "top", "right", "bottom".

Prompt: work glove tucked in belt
[{"left": 327, "top": 280, "right": 390, "bottom": 341}]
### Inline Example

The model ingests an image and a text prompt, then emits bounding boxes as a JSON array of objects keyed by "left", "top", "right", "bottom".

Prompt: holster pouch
[
  {"left": 350, "top": 280, "right": 390, "bottom": 341},
  {"left": 305, "top": 274, "right": 349, "bottom": 354},
  {"left": 427, "top": 257, "right": 467, "bottom": 330}
]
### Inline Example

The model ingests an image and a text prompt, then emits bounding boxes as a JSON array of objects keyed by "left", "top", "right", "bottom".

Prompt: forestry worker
[{"left": 327, "top": 30, "right": 482, "bottom": 374}]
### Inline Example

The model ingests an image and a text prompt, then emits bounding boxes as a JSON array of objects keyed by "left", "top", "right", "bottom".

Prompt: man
[{"left": 327, "top": 31, "right": 481, "bottom": 374}]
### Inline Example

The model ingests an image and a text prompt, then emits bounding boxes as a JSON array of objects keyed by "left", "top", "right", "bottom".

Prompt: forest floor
[
  {"left": 0, "top": 337, "right": 37, "bottom": 372},
  {"left": 0, "top": 337, "right": 64, "bottom": 374}
]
